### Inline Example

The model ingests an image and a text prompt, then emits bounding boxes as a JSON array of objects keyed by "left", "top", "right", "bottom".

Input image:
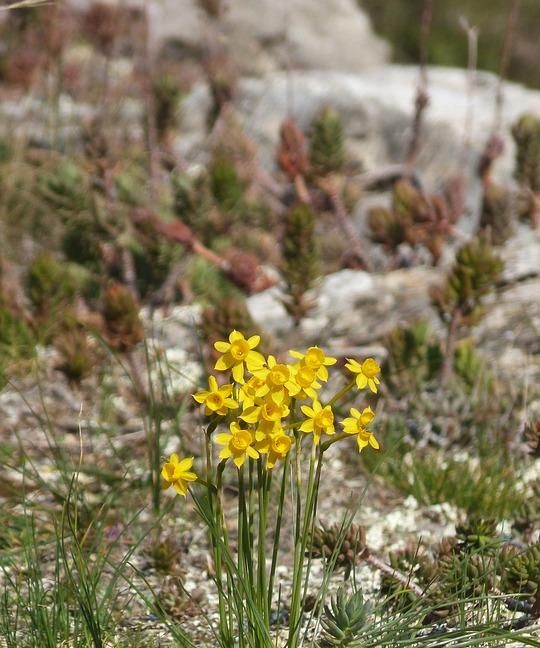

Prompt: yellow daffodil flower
[
  {"left": 252, "top": 355, "right": 298, "bottom": 403},
  {"left": 216, "top": 422, "right": 260, "bottom": 468},
  {"left": 238, "top": 374, "right": 269, "bottom": 409},
  {"left": 193, "top": 375, "right": 238, "bottom": 415},
  {"left": 214, "top": 330, "right": 265, "bottom": 383},
  {"left": 289, "top": 346, "right": 337, "bottom": 381},
  {"left": 241, "top": 396, "right": 290, "bottom": 425},
  {"left": 289, "top": 363, "right": 321, "bottom": 400},
  {"left": 161, "top": 454, "right": 198, "bottom": 496},
  {"left": 345, "top": 357, "right": 381, "bottom": 393},
  {"left": 299, "top": 400, "right": 335, "bottom": 444},
  {"left": 341, "top": 406, "right": 379, "bottom": 452},
  {"left": 341, "top": 406, "right": 375, "bottom": 433}
]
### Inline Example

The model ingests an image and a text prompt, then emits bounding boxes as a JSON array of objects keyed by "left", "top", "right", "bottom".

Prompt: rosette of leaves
[
  {"left": 308, "top": 523, "right": 368, "bottom": 580},
  {"left": 380, "top": 545, "right": 436, "bottom": 612},
  {"left": 525, "top": 420, "right": 540, "bottom": 458},
  {"left": 383, "top": 320, "right": 443, "bottom": 394},
  {"left": 431, "top": 237, "right": 503, "bottom": 327},
  {"left": 455, "top": 516, "right": 499, "bottom": 551},
  {"left": 171, "top": 170, "right": 219, "bottom": 245},
  {"left": 512, "top": 113, "right": 540, "bottom": 193},
  {"left": 281, "top": 203, "right": 319, "bottom": 325},
  {"left": 39, "top": 161, "right": 90, "bottom": 214},
  {"left": 152, "top": 72, "right": 182, "bottom": 147},
  {"left": 309, "top": 106, "right": 346, "bottom": 177},
  {"left": 512, "top": 479, "right": 540, "bottom": 538},
  {"left": 478, "top": 181, "right": 514, "bottom": 245},
  {"left": 25, "top": 255, "right": 79, "bottom": 323},
  {"left": 54, "top": 321, "right": 95, "bottom": 384},
  {"left": 319, "top": 588, "right": 370, "bottom": 647},
  {"left": 437, "top": 551, "right": 495, "bottom": 601},
  {"left": 501, "top": 542, "right": 540, "bottom": 604},
  {"left": 209, "top": 157, "right": 246, "bottom": 214},
  {"left": 102, "top": 282, "right": 144, "bottom": 352},
  {"left": 202, "top": 297, "right": 266, "bottom": 359},
  {"left": 453, "top": 339, "right": 486, "bottom": 392}
]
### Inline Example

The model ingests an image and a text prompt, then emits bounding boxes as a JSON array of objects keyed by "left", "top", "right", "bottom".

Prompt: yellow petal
[
  {"left": 247, "top": 446, "right": 260, "bottom": 459},
  {"left": 247, "top": 335, "right": 261, "bottom": 349},
  {"left": 173, "top": 481, "right": 188, "bottom": 496},
  {"left": 176, "top": 457, "right": 194, "bottom": 472},
  {"left": 208, "top": 375, "right": 218, "bottom": 391},
  {"left": 214, "top": 341, "right": 230, "bottom": 353},
  {"left": 215, "top": 433, "right": 232, "bottom": 445},
  {"left": 369, "top": 436, "right": 380, "bottom": 449},
  {"left": 229, "top": 330, "right": 243, "bottom": 343},
  {"left": 215, "top": 354, "right": 234, "bottom": 371},
  {"left": 232, "top": 363, "right": 245, "bottom": 383}
]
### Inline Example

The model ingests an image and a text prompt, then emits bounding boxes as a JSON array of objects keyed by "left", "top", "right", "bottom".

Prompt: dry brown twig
[{"left": 406, "top": 0, "right": 433, "bottom": 167}]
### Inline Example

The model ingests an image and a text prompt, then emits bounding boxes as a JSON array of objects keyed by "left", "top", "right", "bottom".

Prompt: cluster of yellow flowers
[{"left": 162, "top": 331, "right": 381, "bottom": 496}]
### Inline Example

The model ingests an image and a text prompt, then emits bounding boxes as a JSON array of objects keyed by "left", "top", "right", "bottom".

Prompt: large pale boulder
[
  {"left": 68, "top": 0, "right": 388, "bottom": 75},
  {"left": 180, "top": 66, "right": 540, "bottom": 187}
]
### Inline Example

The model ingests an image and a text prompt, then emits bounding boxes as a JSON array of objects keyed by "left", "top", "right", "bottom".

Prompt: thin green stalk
[
  {"left": 257, "top": 459, "right": 269, "bottom": 625},
  {"left": 289, "top": 436, "right": 318, "bottom": 647},
  {"left": 268, "top": 452, "right": 290, "bottom": 613}
]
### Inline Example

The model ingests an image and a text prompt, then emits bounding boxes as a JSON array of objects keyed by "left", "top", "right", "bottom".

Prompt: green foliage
[
  {"left": 152, "top": 72, "right": 182, "bottom": 143},
  {"left": 54, "top": 325, "right": 95, "bottom": 384},
  {"left": 384, "top": 321, "right": 443, "bottom": 394},
  {"left": 501, "top": 542, "right": 540, "bottom": 603},
  {"left": 310, "top": 106, "right": 346, "bottom": 176},
  {"left": 281, "top": 203, "right": 319, "bottom": 325},
  {"left": 309, "top": 523, "right": 368, "bottom": 580},
  {"left": 188, "top": 256, "right": 242, "bottom": 305},
  {"left": 102, "top": 282, "right": 144, "bottom": 352},
  {"left": 210, "top": 157, "right": 246, "bottom": 213},
  {"left": 25, "top": 254, "right": 79, "bottom": 317},
  {"left": 453, "top": 339, "right": 485, "bottom": 391},
  {"left": 0, "top": 299, "right": 35, "bottom": 387},
  {"left": 360, "top": 0, "right": 540, "bottom": 89},
  {"left": 512, "top": 113, "right": 540, "bottom": 192},
  {"left": 479, "top": 182, "right": 514, "bottom": 245},
  {"left": 39, "top": 161, "right": 89, "bottom": 213},
  {"left": 201, "top": 297, "right": 262, "bottom": 351},
  {"left": 431, "top": 238, "right": 503, "bottom": 324},
  {"left": 319, "top": 588, "right": 370, "bottom": 647}
]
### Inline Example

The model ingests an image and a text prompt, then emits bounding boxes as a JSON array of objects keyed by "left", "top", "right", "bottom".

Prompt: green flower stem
[
  {"left": 214, "top": 460, "right": 231, "bottom": 644},
  {"left": 237, "top": 467, "right": 248, "bottom": 647},
  {"left": 326, "top": 377, "right": 356, "bottom": 408},
  {"left": 257, "top": 459, "right": 269, "bottom": 625},
  {"left": 268, "top": 451, "right": 290, "bottom": 614},
  {"left": 320, "top": 432, "right": 350, "bottom": 452},
  {"left": 288, "top": 437, "right": 318, "bottom": 647}
]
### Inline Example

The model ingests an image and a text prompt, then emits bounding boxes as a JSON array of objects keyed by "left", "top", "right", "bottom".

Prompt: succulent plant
[
  {"left": 525, "top": 420, "right": 540, "bottom": 458},
  {"left": 152, "top": 72, "right": 182, "bottom": 146},
  {"left": 309, "top": 107, "right": 346, "bottom": 176},
  {"left": 319, "top": 588, "right": 369, "bottom": 647},
  {"left": 281, "top": 203, "right": 319, "bottom": 325},
  {"left": 501, "top": 542, "right": 540, "bottom": 603},
  {"left": 455, "top": 516, "right": 499, "bottom": 551},
  {"left": 512, "top": 113, "right": 540, "bottom": 193},
  {"left": 479, "top": 181, "right": 514, "bottom": 245},
  {"left": 431, "top": 237, "right": 503, "bottom": 326},
  {"left": 202, "top": 297, "right": 265, "bottom": 361},
  {"left": 25, "top": 254, "right": 78, "bottom": 320},
  {"left": 102, "top": 283, "right": 144, "bottom": 352},
  {"left": 54, "top": 323, "right": 95, "bottom": 384},
  {"left": 308, "top": 523, "right": 368, "bottom": 580},
  {"left": 383, "top": 320, "right": 443, "bottom": 394},
  {"left": 209, "top": 157, "right": 246, "bottom": 213}
]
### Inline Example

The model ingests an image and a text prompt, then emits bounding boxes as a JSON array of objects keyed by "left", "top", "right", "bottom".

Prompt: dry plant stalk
[{"left": 406, "top": 0, "right": 432, "bottom": 166}]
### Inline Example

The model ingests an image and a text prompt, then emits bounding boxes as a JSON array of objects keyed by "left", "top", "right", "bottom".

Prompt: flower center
[
  {"left": 232, "top": 430, "right": 251, "bottom": 450},
  {"left": 230, "top": 340, "right": 249, "bottom": 361},
  {"left": 362, "top": 359, "right": 379, "bottom": 378},
  {"left": 269, "top": 365, "right": 289, "bottom": 386},
  {"left": 315, "top": 409, "right": 333, "bottom": 429},
  {"left": 305, "top": 347, "right": 324, "bottom": 369},
  {"left": 296, "top": 366, "right": 316, "bottom": 388},
  {"left": 207, "top": 393, "right": 224, "bottom": 409},
  {"left": 272, "top": 435, "right": 291, "bottom": 455}
]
